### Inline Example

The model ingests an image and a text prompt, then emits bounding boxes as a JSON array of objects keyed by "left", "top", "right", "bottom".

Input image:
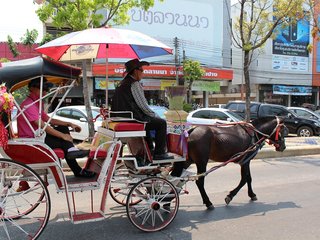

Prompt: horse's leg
[
  {"left": 225, "top": 162, "right": 254, "bottom": 205},
  {"left": 195, "top": 161, "right": 214, "bottom": 210},
  {"left": 245, "top": 162, "right": 257, "bottom": 201}
]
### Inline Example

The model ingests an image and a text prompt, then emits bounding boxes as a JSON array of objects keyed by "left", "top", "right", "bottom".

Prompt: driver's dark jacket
[{"left": 111, "top": 75, "right": 151, "bottom": 122}]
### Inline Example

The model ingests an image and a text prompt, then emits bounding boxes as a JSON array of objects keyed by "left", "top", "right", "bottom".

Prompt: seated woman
[{"left": 17, "top": 78, "right": 95, "bottom": 178}]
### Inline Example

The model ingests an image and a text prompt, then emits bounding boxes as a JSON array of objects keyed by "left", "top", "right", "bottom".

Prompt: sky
[{"left": 0, "top": 0, "right": 43, "bottom": 42}]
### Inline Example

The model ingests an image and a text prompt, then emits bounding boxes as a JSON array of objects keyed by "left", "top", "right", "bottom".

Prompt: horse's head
[{"left": 252, "top": 116, "right": 286, "bottom": 152}]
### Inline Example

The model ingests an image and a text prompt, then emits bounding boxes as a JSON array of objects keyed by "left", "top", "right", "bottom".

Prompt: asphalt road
[{"left": 40, "top": 154, "right": 320, "bottom": 240}]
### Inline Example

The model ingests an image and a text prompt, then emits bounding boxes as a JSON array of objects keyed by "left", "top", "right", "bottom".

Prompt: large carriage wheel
[
  {"left": 0, "top": 158, "right": 51, "bottom": 240},
  {"left": 126, "top": 177, "right": 179, "bottom": 232},
  {"left": 109, "top": 162, "right": 141, "bottom": 206}
]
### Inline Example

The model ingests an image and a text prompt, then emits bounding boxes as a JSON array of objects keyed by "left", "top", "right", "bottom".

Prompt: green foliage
[
  {"left": 36, "top": 0, "right": 163, "bottom": 31},
  {"left": 12, "top": 87, "right": 29, "bottom": 105},
  {"left": 232, "top": 0, "right": 305, "bottom": 52},
  {"left": 0, "top": 58, "right": 10, "bottom": 63},
  {"left": 20, "top": 29, "right": 38, "bottom": 47},
  {"left": 183, "top": 103, "right": 193, "bottom": 113},
  {"left": 183, "top": 59, "right": 205, "bottom": 86},
  {"left": 7, "top": 36, "right": 20, "bottom": 57},
  {"left": 39, "top": 33, "right": 55, "bottom": 45}
]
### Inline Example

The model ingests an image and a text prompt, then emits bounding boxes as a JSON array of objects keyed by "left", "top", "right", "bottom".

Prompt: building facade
[{"left": 231, "top": 2, "right": 319, "bottom": 108}]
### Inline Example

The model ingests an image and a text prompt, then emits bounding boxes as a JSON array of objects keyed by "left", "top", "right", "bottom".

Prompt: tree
[
  {"left": 36, "top": 0, "right": 163, "bottom": 138},
  {"left": 230, "top": 0, "right": 305, "bottom": 122},
  {"left": 183, "top": 59, "right": 205, "bottom": 104},
  {"left": 7, "top": 36, "right": 19, "bottom": 58},
  {"left": 36, "top": 0, "right": 161, "bottom": 30}
]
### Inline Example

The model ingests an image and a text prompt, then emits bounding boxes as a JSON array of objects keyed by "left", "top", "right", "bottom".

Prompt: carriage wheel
[
  {"left": 126, "top": 177, "right": 179, "bottom": 232},
  {"left": 0, "top": 158, "right": 51, "bottom": 240},
  {"left": 109, "top": 162, "right": 141, "bottom": 206}
]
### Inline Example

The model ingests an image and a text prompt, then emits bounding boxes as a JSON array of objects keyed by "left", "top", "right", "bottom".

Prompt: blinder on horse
[{"left": 253, "top": 116, "right": 286, "bottom": 152}]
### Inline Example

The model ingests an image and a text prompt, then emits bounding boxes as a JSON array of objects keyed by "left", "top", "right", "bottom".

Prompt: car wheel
[{"left": 297, "top": 126, "right": 313, "bottom": 137}]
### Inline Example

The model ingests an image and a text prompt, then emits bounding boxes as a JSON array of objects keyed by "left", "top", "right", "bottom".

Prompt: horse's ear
[{"left": 277, "top": 116, "right": 285, "bottom": 123}]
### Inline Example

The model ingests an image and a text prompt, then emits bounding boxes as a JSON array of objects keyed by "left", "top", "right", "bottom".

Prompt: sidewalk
[{"left": 256, "top": 136, "right": 320, "bottom": 159}]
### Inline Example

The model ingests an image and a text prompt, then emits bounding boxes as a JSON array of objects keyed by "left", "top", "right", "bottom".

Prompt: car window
[
  {"left": 250, "top": 104, "right": 258, "bottom": 112},
  {"left": 92, "top": 109, "right": 103, "bottom": 120},
  {"left": 210, "top": 111, "right": 228, "bottom": 120},
  {"left": 294, "top": 109, "right": 313, "bottom": 119},
  {"left": 192, "top": 110, "right": 212, "bottom": 119},
  {"left": 71, "top": 110, "right": 86, "bottom": 120},
  {"left": 260, "top": 105, "right": 288, "bottom": 117},
  {"left": 228, "top": 103, "right": 245, "bottom": 112},
  {"left": 56, "top": 109, "right": 71, "bottom": 118}
]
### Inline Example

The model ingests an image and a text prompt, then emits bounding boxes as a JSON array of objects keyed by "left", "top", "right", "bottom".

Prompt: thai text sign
[{"left": 192, "top": 81, "right": 220, "bottom": 91}]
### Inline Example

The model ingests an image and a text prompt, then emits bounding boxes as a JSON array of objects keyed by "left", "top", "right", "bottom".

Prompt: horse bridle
[{"left": 253, "top": 116, "right": 285, "bottom": 148}]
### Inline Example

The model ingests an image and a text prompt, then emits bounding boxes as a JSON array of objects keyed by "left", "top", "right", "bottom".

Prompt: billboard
[
  {"left": 273, "top": 84, "right": 312, "bottom": 96},
  {"left": 118, "top": 0, "right": 223, "bottom": 66},
  {"left": 272, "top": 17, "right": 310, "bottom": 57}
]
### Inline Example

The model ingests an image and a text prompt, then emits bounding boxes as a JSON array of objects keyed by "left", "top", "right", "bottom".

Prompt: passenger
[
  {"left": 111, "top": 59, "right": 174, "bottom": 160},
  {"left": 17, "top": 78, "right": 95, "bottom": 178}
]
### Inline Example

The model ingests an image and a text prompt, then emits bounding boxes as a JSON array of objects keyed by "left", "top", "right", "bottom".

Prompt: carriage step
[
  {"left": 151, "top": 154, "right": 185, "bottom": 164},
  {"left": 72, "top": 212, "right": 104, "bottom": 224}
]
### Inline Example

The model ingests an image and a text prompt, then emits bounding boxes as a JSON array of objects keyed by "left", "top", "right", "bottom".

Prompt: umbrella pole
[{"left": 105, "top": 44, "right": 109, "bottom": 108}]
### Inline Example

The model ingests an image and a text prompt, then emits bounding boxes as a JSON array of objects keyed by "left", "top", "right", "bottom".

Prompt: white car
[
  {"left": 288, "top": 107, "right": 320, "bottom": 123},
  {"left": 48, "top": 105, "right": 103, "bottom": 140},
  {"left": 187, "top": 107, "right": 244, "bottom": 125}
]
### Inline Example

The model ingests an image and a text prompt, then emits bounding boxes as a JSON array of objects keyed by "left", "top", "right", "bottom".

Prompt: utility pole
[{"left": 174, "top": 37, "right": 179, "bottom": 85}]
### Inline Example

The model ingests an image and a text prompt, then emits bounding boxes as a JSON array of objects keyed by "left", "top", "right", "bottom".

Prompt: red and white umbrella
[
  {"left": 36, "top": 26, "right": 173, "bottom": 105},
  {"left": 36, "top": 26, "right": 172, "bottom": 61}
]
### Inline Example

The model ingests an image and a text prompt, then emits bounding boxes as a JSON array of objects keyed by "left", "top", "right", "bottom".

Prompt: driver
[
  {"left": 111, "top": 59, "right": 174, "bottom": 160},
  {"left": 17, "top": 78, "right": 95, "bottom": 178}
]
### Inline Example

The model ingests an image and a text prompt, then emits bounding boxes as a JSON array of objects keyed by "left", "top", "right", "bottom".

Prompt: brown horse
[{"left": 171, "top": 116, "right": 286, "bottom": 209}]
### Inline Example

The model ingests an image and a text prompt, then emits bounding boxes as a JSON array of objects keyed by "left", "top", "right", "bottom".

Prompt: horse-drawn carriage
[{"left": 0, "top": 57, "right": 287, "bottom": 239}]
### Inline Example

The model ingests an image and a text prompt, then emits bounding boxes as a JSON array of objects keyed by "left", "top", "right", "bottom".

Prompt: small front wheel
[
  {"left": 0, "top": 158, "right": 51, "bottom": 240},
  {"left": 126, "top": 176, "right": 179, "bottom": 232}
]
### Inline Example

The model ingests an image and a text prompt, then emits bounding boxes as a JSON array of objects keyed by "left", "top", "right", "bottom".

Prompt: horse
[{"left": 171, "top": 116, "right": 286, "bottom": 209}]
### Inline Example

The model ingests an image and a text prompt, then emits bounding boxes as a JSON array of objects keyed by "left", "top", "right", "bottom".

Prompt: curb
[{"left": 256, "top": 145, "right": 320, "bottom": 159}]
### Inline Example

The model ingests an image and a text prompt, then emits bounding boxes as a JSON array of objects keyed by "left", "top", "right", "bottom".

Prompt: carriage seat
[
  {"left": 89, "top": 149, "right": 107, "bottom": 159},
  {"left": 53, "top": 148, "right": 65, "bottom": 159},
  {"left": 107, "top": 121, "right": 145, "bottom": 131}
]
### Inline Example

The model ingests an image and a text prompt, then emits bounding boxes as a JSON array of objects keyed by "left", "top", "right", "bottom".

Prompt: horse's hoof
[
  {"left": 225, "top": 196, "right": 232, "bottom": 205},
  {"left": 250, "top": 196, "right": 258, "bottom": 201},
  {"left": 206, "top": 204, "right": 215, "bottom": 210}
]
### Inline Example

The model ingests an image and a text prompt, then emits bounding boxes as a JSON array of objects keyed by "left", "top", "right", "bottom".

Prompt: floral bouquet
[
  {"left": 0, "top": 84, "right": 14, "bottom": 114},
  {"left": 0, "top": 84, "right": 14, "bottom": 148}
]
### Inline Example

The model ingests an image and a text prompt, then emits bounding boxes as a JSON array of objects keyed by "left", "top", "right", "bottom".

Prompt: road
[{"left": 40, "top": 154, "right": 320, "bottom": 240}]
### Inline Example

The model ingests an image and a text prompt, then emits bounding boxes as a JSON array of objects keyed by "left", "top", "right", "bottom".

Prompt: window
[
  {"left": 260, "top": 106, "right": 288, "bottom": 117},
  {"left": 210, "top": 111, "right": 228, "bottom": 121},
  {"left": 70, "top": 110, "right": 86, "bottom": 121},
  {"left": 56, "top": 109, "right": 71, "bottom": 118},
  {"left": 192, "top": 110, "right": 211, "bottom": 119}
]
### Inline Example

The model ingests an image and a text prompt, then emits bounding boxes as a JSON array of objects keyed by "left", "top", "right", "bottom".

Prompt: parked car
[
  {"left": 288, "top": 107, "right": 320, "bottom": 122},
  {"left": 186, "top": 108, "right": 244, "bottom": 125},
  {"left": 48, "top": 105, "right": 103, "bottom": 140},
  {"left": 225, "top": 101, "right": 320, "bottom": 137}
]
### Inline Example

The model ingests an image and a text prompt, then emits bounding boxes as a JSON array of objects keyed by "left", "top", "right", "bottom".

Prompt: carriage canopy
[{"left": 0, "top": 56, "right": 82, "bottom": 92}]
